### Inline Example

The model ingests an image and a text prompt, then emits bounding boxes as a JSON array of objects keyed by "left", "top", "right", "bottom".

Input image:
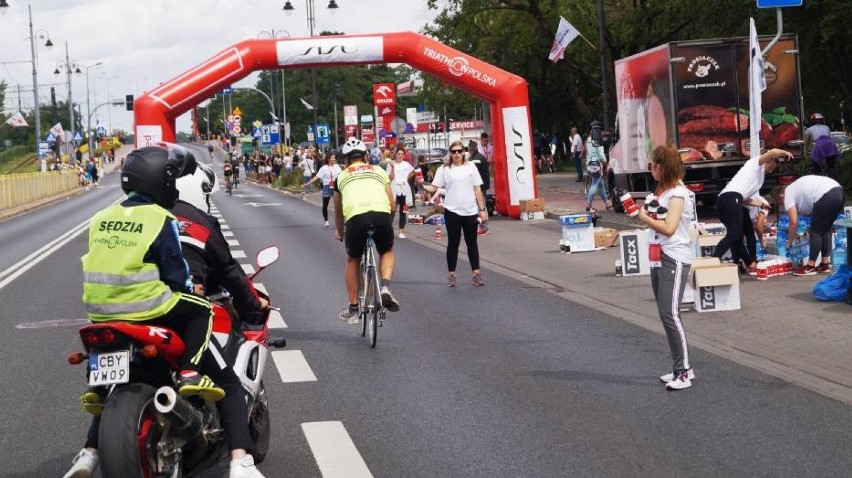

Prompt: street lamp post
[
  {"left": 257, "top": 29, "right": 291, "bottom": 153},
  {"left": 25, "top": 6, "right": 53, "bottom": 170},
  {"left": 54, "top": 42, "right": 80, "bottom": 159},
  {"left": 283, "top": 0, "right": 338, "bottom": 150},
  {"left": 81, "top": 62, "right": 103, "bottom": 159}
]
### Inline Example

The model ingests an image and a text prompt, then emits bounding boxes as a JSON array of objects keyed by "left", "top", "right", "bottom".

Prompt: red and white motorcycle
[{"left": 68, "top": 246, "right": 284, "bottom": 477}]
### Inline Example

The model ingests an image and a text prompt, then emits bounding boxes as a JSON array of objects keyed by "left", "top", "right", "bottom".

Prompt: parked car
[
  {"left": 410, "top": 147, "right": 448, "bottom": 164},
  {"left": 831, "top": 132, "right": 851, "bottom": 155}
]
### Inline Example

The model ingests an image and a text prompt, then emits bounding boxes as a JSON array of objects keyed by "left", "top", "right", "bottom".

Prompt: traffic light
[{"left": 125, "top": 95, "right": 134, "bottom": 111}]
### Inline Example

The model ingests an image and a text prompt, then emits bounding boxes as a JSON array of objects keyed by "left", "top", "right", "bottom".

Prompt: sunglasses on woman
[{"left": 450, "top": 149, "right": 464, "bottom": 154}]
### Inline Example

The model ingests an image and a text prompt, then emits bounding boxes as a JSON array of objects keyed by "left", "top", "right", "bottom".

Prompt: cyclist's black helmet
[{"left": 121, "top": 143, "right": 197, "bottom": 208}]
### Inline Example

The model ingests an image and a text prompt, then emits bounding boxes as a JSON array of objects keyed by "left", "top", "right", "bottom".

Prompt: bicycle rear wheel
[{"left": 366, "top": 264, "right": 378, "bottom": 348}]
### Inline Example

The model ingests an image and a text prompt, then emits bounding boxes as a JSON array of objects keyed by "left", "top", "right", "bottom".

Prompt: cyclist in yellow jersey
[{"left": 333, "top": 138, "right": 401, "bottom": 323}]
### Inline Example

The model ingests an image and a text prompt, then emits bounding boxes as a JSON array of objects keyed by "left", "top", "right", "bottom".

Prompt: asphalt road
[{"left": 2, "top": 145, "right": 851, "bottom": 477}]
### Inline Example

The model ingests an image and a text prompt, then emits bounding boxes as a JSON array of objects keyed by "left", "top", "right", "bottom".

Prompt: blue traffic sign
[
  {"left": 757, "top": 0, "right": 802, "bottom": 7},
  {"left": 45, "top": 132, "right": 57, "bottom": 143},
  {"left": 221, "top": 86, "right": 233, "bottom": 96},
  {"left": 73, "top": 131, "right": 84, "bottom": 143},
  {"left": 316, "top": 123, "right": 330, "bottom": 145}
]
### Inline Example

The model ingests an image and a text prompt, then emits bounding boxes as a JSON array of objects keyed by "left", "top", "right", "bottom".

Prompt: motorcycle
[{"left": 67, "top": 246, "right": 285, "bottom": 477}]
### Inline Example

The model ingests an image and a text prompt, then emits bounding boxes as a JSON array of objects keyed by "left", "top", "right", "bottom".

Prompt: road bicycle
[
  {"left": 225, "top": 174, "right": 233, "bottom": 195},
  {"left": 358, "top": 225, "right": 385, "bottom": 348}
]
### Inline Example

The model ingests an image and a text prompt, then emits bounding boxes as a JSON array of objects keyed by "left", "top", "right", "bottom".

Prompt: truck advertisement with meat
[{"left": 609, "top": 34, "right": 803, "bottom": 206}]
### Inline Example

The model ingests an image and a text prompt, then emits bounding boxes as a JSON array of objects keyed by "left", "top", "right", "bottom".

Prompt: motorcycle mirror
[{"left": 256, "top": 246, "right": 280, "bottom": 269}]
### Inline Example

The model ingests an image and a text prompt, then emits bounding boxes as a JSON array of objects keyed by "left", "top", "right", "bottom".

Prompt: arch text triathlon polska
[{"left": 422, "top": 47, "right": 498, "bottom": 88}]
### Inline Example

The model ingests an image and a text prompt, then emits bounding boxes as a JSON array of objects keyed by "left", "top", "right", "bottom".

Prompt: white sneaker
[
  {"left": 660, "top": 368, "right": 695, "bottom": 383},
  {"left": 324, "top": 221, "right": 329, "bottom": 227},
  {"left": 230, "top": 454, "right": 265, "bottom": 478},
  {"left": 380, "top": 286, "right": 401, "bottom": 312},
  {"left": 665, "top": 371, "right": 693, "bottom": 390},
  {"left": 63, "top": 448, "right": 99, "bottom": 478},
  {"left": 398, "top": 232, "right": 406, "bottom": 239}
]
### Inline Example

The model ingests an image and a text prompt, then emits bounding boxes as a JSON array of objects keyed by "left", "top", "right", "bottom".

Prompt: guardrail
[{"left": 0, "top": 170, "right": 81, "bottom": 211}]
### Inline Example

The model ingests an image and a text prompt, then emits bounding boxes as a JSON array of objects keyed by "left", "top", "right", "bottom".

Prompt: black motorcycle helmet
[
  {"left": 121, "top": 143, "right": 198, "bottom": 208},
  {"left": 590, "top": 120, "right": 604, "bottom": 146}
]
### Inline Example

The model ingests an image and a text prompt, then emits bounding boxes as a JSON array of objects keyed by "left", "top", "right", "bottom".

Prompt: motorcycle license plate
[{"left": 88, "top": 350, "right": 130, "bottom": 386}]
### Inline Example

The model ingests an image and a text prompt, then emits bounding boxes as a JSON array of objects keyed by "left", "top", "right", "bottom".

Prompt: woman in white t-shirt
[
  {"left": 783, "top": 175, "right": 845, "bottom": 275},
  {"left": 304, "top": 152, "right": 342, "bottom": 226},
  {"left": 713, "top": 147, "right": 793, "bottom": 272},
  {"left": 420, "top": 140, "right": 488, "bottom": 287},
  {"left": 387, "top": 146, "right": 415, "bottom": 238},
  {"left": 637, "top": 145, "right": 696, "bottom": 391}
]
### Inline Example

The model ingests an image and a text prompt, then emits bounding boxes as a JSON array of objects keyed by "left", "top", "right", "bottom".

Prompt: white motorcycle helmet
[{"left": 176, "top": 161, "right": 218, "bottom": 211}]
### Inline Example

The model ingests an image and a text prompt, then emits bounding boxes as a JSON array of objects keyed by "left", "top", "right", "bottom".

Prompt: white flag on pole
[
  {"left": 4, "top": 111, "right": 28, "bottom": 127},
  {"left": 748, "top": 18, "right": 766, "bottom": 159},
  {"left": 548, "top": 16, "right": 580, "bottom": 63},
  {"left": 50, "top": 122, "right": 65, "bottom": 138},
  {"left": 300, "top": 98, "right": 315, "bottom": 110}
]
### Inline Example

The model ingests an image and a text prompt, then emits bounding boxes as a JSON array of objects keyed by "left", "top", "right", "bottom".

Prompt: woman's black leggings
[
  {"left": 714, "top": 192, "right": 753, "bottom": 266},
  {"left": 444, "top": 209, "right": 480, "bottom": 272},
  {"left": 396, "top": 195, "right": 407, "bottom": 229},
  {"left": 809, "top": 187, "right": 845, "bottom": 262},
  {"left": 322, "top": 195, "right": 331, "bottom": 221}
]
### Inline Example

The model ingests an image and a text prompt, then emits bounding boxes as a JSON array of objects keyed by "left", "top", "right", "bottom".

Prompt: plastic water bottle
[
  {"left": 832, "top": 245, "right": 847, "bottom": 272},
  {"left": 756, "top": 238, "right": 766, "bottom": 260},
  {"left": 796, "top": 216, "right": 810, "bottom": 235}
]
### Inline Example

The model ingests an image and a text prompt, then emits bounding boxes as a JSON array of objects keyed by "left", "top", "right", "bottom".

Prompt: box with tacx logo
[
  {"left": 618, "top": 229, "right": 651, "bottom": 276},
  {"left": 689, "top": 257, "right": 740, "bottom": 313}
]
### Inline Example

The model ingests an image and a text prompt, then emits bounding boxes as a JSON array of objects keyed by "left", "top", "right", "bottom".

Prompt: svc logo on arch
[{"left": 277, "top": 36, "right": 384, "bottom": 65}]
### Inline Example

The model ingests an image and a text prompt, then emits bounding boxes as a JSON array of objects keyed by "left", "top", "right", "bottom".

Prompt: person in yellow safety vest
[{"left": 67, "top": 144, "right": 267, "bottom": 478}]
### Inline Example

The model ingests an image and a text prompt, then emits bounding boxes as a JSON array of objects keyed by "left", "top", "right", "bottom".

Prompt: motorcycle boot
[
  {"left": 80, "top": 387, "right": 105, "bottom": 416},
  {"left": 177, "top": 370, "right": 225, "bottom": 402}
]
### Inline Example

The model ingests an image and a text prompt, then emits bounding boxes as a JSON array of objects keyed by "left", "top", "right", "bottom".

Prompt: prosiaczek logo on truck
[{"left": 687, "top": 56, "right": 720, "bottom": 78}]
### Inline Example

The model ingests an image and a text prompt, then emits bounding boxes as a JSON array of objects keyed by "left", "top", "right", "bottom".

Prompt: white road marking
[
  {"left": 254, "top": 283, "right": 267, "bottom": 295},
  {"left": 241, "top": 264, "right": 256, "bottom": 274},
  {"left": 227, "top": 239, "right": 239, "bottom": 247},
  {"left": 302, "top": 422, "right": 372, "bottom": 478},
  {"left": 223, "top": 231, "right": 234, "bottom": 237},
  {"left": 232, "top": 250, "right": 247, "bottom": 258},
  {"left": 271, "top": 350, "right": 317, "bottom": 382},
  {"left": 268, "top": 309, "right": 287, "bottom": 329},
  {"left": 221, "top": 224, "right": 231, "bottom": 230}
]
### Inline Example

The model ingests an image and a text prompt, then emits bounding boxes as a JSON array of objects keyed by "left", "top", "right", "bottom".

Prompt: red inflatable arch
[{"left": 134, "top": 31, "right": 537, "bottom": 218}]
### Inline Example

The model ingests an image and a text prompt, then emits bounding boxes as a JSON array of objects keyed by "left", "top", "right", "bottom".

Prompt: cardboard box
[
  {"left": 618, "top": 229, "right": 651, "bottom": 276},
  {"left": 696, "top": 234, "right": 724, "bottom": 258},
  {"left": 520, "top": 198, "right": 545, "bottom": 213},
  {"left": 562, "top": 223, "right": 596, "bottom": 252},
  {"left": 689, "top": 258, "right": 741, "bottom": 312},
  {"left": 845, "top": 206, "right": 852, "bottom": 219},
  {"left": 594, "top": 227, "right": 619, "bottom": 248},
  {"left": 520, "top": 211, "right": 545, "bottom": 221}
]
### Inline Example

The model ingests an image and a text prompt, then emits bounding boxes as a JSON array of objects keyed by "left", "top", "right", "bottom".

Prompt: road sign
[
  {"left": 97, "top": 126, "right": 106, "bottom": 137},
  {"left": 222, "top": 86, "right": 233, "bottom": 96},
  {"left": 73, "top": 131, "right": 84, "bottom": 143},
  {"left": 45, "top": 132, "right": 56, "bottom": 143},
  {"left": 38, "top": 141, "right": 49, "bottom": 156},
  {"left": 316, "top": 123, "right": 330, "bottom": 145},
  {"left": 757, "top": 0, "right": 801, "bottom": 7}
]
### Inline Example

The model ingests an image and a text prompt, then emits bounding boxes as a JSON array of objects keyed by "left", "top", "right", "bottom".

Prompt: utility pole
[
  {"left": 596, "top": 0, "right": 610, "bottom": 131},
  {"left": 333, "top": 82, "right": 340, "bottom": 149}
]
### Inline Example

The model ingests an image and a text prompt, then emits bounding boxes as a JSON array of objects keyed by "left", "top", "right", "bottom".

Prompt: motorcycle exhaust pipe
[{"left": 154, "top": 386, "right": 203, "bottom": 442}]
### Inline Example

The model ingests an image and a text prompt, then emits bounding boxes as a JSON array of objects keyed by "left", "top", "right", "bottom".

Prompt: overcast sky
[{"left": 1, "top": 0, "right": 440, "bottom": 134}]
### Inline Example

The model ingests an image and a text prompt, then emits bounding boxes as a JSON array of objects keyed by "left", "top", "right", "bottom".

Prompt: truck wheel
[{"left": 608, "top": 173, "right": 624, "bottom": 213}]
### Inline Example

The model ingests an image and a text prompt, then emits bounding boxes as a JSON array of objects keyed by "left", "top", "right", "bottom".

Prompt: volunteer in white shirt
[
  {"left": 783, "top": 175, "right": 845, "bottom": 275},
  {"left": 569, "top": 127, "right": 584, "bottom": 182},
  {"left": 304, "top": 152, "right": 342, "bottom": 226},
  {"left": 713, "top": 147, "right": 793, "bottom": 272},
  {"left": 387, "top": 146, "right": 415, "bottom": 238},
  {"left": 420, "top": 140, "right": 488, "bottom": 287},
  {"left": 637, "top": 145, "right": 695, "bottom": 391}
]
